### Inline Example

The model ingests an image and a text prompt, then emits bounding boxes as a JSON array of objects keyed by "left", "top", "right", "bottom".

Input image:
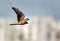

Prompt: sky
[{"left": 0, "top": 0, "right": 60, "bottom": 19}]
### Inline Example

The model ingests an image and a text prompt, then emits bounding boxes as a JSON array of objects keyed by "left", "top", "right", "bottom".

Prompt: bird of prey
[{"left": 10, "top": 7, "right": 29, "bottom": 25}]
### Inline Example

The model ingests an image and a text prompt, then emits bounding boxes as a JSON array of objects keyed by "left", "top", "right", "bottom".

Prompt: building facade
[{"left": 0, "top": 17, "right": 60, "bottom": 41}]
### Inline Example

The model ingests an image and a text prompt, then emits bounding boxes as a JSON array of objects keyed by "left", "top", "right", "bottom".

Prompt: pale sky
[{"left": 0, "top": 0, "right": 60, "bottom": 19}]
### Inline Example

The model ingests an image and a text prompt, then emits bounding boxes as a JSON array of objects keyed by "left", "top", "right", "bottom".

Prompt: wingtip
[
  {"left": 9, "top": 23, "right": 28, "bottom": 25},
  {"left": 9, "top": 24, "right": 14, "bottom": 25},
  {"left": 12, "top": 7, "right": 15, "bottom": 9}
]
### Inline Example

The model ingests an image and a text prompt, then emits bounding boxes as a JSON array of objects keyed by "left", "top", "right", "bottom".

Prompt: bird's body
[{"left": 10, "top": 7, "right": 29, "bottom": 25}]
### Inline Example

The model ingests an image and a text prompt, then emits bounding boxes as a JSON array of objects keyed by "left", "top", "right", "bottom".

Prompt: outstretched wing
[{"left": 12, "top": 7, "right": 25, "bottom": 22}]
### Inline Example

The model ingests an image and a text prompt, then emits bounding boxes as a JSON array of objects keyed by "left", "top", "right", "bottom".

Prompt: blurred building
[
  {"left": 0, "top": 16, "right": 60, "bottom": 41},
  {"left": 0, "top": 17, "right": 15, "bottom": 41}
]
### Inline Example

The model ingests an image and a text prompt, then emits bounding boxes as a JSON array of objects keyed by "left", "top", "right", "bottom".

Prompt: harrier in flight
[{"left": 10, "top": 7, "right": 29, "bottom": 25}]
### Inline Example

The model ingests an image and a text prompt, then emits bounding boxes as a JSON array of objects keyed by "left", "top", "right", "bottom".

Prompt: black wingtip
[
  {"left": 12, "top": 7, "right": 16, "bottom": 9},
  {"left": 9, "top": 24, "right": 20, "bottom": 25},
  {"left": 9, "top": 23, "right": 28, "bottom": 25},
  {"left": 9, "top": 24, "right": 15, "bottom": 25}
]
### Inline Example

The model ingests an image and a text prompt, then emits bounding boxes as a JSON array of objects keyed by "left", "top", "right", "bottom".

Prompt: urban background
[{"left": 0, "top": 0, "right": 60, "bottom": 41}]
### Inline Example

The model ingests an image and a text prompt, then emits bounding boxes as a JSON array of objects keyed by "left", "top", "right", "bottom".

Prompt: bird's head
[{"left": 25, "top": 18, "right": 29, "bottom": 21}]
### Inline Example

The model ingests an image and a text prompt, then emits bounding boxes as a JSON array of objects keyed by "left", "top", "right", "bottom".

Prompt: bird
[{"left": 10, "top": 7, "right": 29, "bottom": 25}]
